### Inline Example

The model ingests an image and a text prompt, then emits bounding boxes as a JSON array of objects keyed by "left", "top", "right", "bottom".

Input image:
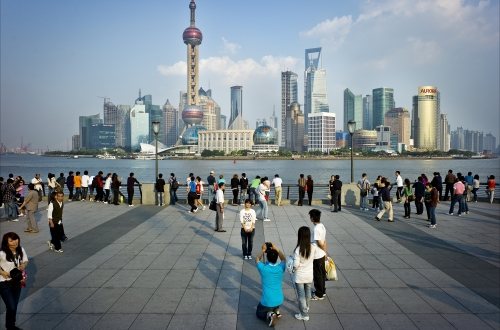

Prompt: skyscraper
[
  {"left": 163, "top": 99, "right": 178, "bottom": 147},
  {"left": 269, "top": 108, "right": 278, "bottom": 131},
  {"left": 372, "top": 88, "right": 395, "bottom": 128},
  {"left": 228, "top": 86, "right": 244, "bottom": 129},
  {"left": 198, "top": 87, "right": 220, "bottom": 131},
  {"left": 285, "top": 102, "right": 305, "bottom": 152},
  {"left": 439, "top": 113, "right": 450, "bottom": 152},
  {"left": 363, "top": 95, "right": 373, "bottom": 130},
  {"left": 384, "top": 107, "right": 410, "bottom": 149},
  {"left": 79, "top": 114, "right": 102, "bottom": 150},
  {"left": 307, "top": 112, "right": 336, "bottom": 153},
  {"left": 281, "top": 71, "right": 298, "bottom": 146},
  {"left": 129, "top": 101, "right": 149, "bottom": 150},
  {"left": 412, "top": 86, "right": 440, "bottom": 150},
  {"left": 343, "top": 88, "right": 363, "bottom": 131},
  {"left": 304, "top": 47, "right": 329, "bottom": 132}
]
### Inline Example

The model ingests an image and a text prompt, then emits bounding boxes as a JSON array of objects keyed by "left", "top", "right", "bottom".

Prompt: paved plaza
[{"left": 0, "top": 199, "right": 499, "bottom": 329}]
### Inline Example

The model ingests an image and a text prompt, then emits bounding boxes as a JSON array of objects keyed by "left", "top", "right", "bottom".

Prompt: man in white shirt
[
  {"left": 81, "top": 170, "right": 90, "bottom": 201},
  {"left": 395, "top": 171, "right": 403, "bottom": 202},
  {"left": 215, "top": 182, "right": 226, "bottom": 232},
  {"left": 31, "top": 173, "right": 43, "bottom": 202},
  {"left": 309, "top": 209, "right": 327, "bottom": 300},
  {"left": 272, "top": 174, "right": 283, "bottom": 206}
]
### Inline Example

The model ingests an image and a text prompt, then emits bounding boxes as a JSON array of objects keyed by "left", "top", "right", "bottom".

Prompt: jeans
[
  {"left": 307, "top": 189, "right": 313, "bottom": 205},
  {"left": 249, "top": 187, "right": 257, "bottom": 204},
  {"left": 461, "top": 195, "right": 468, "bottom": 213},
  {"left": 74, "top": 187, "right": 82, "bottom": 200},
  {"left": 127, "top": 188, "right": 134, "bottom": 205},
  {"left": 157, "top": 192, "right": 164, "bottom": 206},
  {"left": 0, "top": 281, "right": 22, "bottom": 329},
  {"left": 256, "top": 302, "right": 280, "bottom": 323},
  {"left": 294, "top": 282, "right": 311, "bottom": 317},
  {"left": 49, "top": 222, "right": 63, "bottom": 250},
  {"left": 313, "top": 256, "right": 326, "bottom": 297},
  {"left": 396, "top": 186, "right": 403, "bottom": 201},
  {"left": 449, "top": 195, "right": 463, "bottom": 214},
  {"left": 414, "top": 196, "right": 424, "bottom": 214},
  {"left": 241, "top": 228, "right": 255, "bottom": 257},
  {"left": 429, "top": 206, "right": 436, "bottom": 225},
  {"left": 239, "top": 188, "right": 247, "bottom": 204},
  {"left": 170, "top": 189, "right": 178, "bottom": 205},
  {"left": 5, "top": 201, "right": 17, "bottom": 219},
  {"left": 207, "top": 186, "right": 215, "bottom": 204},
  {"left": 232, "top": 189, "right": 239, "bottom": 204},
  {"left": 404, "top": 201, "right": 411, "bottom": 217},
  {"left": 258, "top": 198, "right": 268, "bottom": 219},
  {"left": 360, "top": 194, "right": 368, "bottom": 209},
  {"left": 472, "top": 188, "right": 478, "bottom": 202},
  {"left": 298, "top": 187, "right": 305, "bottom": 205},
  {"left": 424, "top": 201, "right": 431, "bottom": 220},
  {"left": 81, "top": 187, "right": 88, "bottom": 200}
]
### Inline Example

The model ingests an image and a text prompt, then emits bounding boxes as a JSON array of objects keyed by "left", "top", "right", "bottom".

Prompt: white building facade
[
  {"left": 197, "top": 129, "right": 254, "bottom": 154},
  {"left": 307, "top": 112, "right": 336, "bottom": 152}
]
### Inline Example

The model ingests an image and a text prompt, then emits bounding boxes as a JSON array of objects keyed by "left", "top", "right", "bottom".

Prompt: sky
[{"left": 1, "top": 0, "right": 499, "bottom": 151}]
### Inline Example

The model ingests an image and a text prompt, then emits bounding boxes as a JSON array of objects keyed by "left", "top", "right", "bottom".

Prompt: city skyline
[{"left": 1, "top": 0, "right": 499, "bottom": 150}]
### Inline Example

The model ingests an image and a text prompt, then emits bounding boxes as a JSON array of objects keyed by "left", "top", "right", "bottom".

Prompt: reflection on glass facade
[
  {"left": 130, "top": 104, "right": 150, "bottom": 150},
  {"left": 344, "top": 88, "right": 363, "bottom": 131},
  {"left": 412, "top": 86, "right": 440, "bottom": 150},
  {"left": 281, "top": 71, "right": 298, "bottom": 146},
  {"left": 372, "top": 88, "right": 395, "bottom": 128},
  {"left": 304, "top": 48, "right": 329, "bottom": 133},
  {"left": 353, "top": 130, "right": 377, "bottom": 151},
  {"left": 253, "top": 125, "right": 278, "bottom": 145},
  {"left": 182, "top": 125, "right": 207, "bottom": 145},
  {"left": 89, "top": 124, "right": 116, "bottom": 149},
  {"left": 228, "top": 86, "right": 243, "bottom": 129}
]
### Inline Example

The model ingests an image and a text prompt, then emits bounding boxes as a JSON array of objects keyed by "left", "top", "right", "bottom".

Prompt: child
[{"left": 240, "top": 199, "right": 256, "bottom": 259}]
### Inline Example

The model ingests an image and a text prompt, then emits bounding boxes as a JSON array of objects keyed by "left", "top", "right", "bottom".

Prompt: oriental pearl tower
[{"left": 179, "top": 0, "right": 205, "bottom": 145}]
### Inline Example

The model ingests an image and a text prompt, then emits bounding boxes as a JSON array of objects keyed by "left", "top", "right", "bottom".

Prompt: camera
[{"left": 265, "top": 242, "right": 273, "bottom": 252}]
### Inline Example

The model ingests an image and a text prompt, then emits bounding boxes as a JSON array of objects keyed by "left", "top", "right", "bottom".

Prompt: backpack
[{"left": 171, "top": 179, "right": 179, "bottom": 190}]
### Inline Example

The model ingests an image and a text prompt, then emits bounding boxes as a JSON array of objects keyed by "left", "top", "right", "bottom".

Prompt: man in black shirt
[{"left": 332, "top": 175, "right": 342, "bottom": 212}]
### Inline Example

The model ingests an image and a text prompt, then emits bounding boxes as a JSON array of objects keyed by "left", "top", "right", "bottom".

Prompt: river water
[{"left": 1, "top": 154, "right": 498, "bottom": 184}]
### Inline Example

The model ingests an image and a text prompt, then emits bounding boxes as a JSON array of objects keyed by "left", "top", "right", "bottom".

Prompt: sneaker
[
  {"left": 24, "top": 229, "right": 32, "bottom": 232},
  {"left": 244, "top": 256, "right": 248, "bottom": 260},
  {"left": 428, "top": 224, "right": 437, "bottom": 228},
  {"left": 104, "top": 202, "right": 108, "bottom": 204},
  {"left": 458, "top": 214, "right": 461, "bottom": 217},
  {"left": 54, "top": 249, "right": 64, "bottom": 253},
  {"left": 374, "top": 217, "right": 380, "bottom": 221},
  {"left": 202, "top": 206, "right": 206, "bottom": 210},
  {"left": 47, "top": 240, "right": 54, "bottom": 250},
  {"left": 465, "top": 211, "right": 469, "bottom": 214},
  {"left": 295, "top": 313, "right": 310, "bottom": 321},
  {"left": 448, "top": 213, "right": 454, "bottom": 216},
  {"left": 31, "top": 230, "right": 39, "bottom": 233},
  {"left": 268, "top": 312, "right": 278, "bottom": 327},
  {"left": 248, "top": 256, "right": 252, "bottom": 260},
  {"left": 263, "top": 218, "right": 271, "bottom": 222},
  {"left": 311, "top": 295, "right": 325, "bottom": 301},
  {"left": 365, "top": 208, "right": 370, "bottom": 211},
  {"left": 193, "top": 208, "right": 199, "bottom": 213},
  {"left": 11, "top": 218, "right": 19, "bottom": 222}
]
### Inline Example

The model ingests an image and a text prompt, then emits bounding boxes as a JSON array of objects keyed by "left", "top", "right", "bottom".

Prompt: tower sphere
[
  {"left": 183, "top": 27, "right": 203, "bottom": 46},
  {"left": 182, "top": 125, "right": 206, "bottom": 145},
  {"left": 253, "top": 125, "right": 278, "bottom": 145},
  {"left": 182, "top": 104, "right": 204, "bottom": 125}
]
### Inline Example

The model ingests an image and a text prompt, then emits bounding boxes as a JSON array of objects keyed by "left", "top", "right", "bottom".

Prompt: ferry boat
[
  {"left": 134, "top": 153, "right": 165, "bottom": 160},
  {"left": 96, "top": 153, "right": 117, "bottom": 160}
]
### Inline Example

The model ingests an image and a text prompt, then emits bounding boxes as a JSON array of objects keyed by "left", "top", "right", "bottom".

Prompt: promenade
[{"left": 0, "top": 199, "right": 499, "bottom": 329}]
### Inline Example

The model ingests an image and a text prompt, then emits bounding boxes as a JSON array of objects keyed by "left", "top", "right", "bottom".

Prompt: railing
[{"left": 171, "top": 182, "right": 498, "bottom": 203}]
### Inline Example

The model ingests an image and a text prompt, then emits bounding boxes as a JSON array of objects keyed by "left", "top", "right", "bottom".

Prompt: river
[{"left": 0, "top": 154, "right": 498, "bottom": 184}]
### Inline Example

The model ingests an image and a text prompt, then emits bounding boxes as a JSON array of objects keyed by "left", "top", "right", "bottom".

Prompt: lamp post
[
  {"left": 152, "top": 121, "right": 160, "bottom": 184},
  {"left": 347, "top": 120, "right": 356, "bottom": 183}
]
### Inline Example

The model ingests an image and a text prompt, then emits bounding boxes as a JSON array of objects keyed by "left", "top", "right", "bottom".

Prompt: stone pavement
[{"left": 0, "top": 199, "right": 499, "bottom": 330}]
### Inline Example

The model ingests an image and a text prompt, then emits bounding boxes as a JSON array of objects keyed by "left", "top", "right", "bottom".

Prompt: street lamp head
[
  {"left": 152, "top": 121, "right": 160, "bottom": 135},
  {"left": 347, "top": 121, "right": 356, "bottom": 135}
]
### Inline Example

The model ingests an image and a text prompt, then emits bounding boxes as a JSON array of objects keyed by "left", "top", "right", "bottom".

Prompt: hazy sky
[{"left": 1, "top": 0, "right": 499, "bottom": 150}]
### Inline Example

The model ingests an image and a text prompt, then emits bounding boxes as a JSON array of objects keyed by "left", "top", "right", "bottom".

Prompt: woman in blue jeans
[
  {"left": 292, "top": 226, "right": 318, "bottom": 321},
  {"left": 0, "top": 232, "right": 29, "bottom": 330}
]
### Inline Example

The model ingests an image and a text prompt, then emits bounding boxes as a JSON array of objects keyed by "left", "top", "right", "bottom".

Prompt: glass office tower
[{"left": 372, "top": 87, "right": 395, "bottom": 128}]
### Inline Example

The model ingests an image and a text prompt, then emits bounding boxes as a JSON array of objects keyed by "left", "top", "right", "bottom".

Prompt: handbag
[
  {"left": 325, "top": 256, "right": 338, "bottom": 281},
  {"left": 407, "top": 195, "right": 415, "bottom": 202},
  {"left": 209, "top": 198, "right": 217, "bottom": 211}
]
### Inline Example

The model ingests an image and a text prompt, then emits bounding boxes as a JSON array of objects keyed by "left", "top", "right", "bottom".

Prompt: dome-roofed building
[
  {"left": 252, "top": 125, "right": 279, "bottom": 153},
  {"left": 181, "top": 125, "right": 207, "bottom": 145},
  {"left": 253, "top": 125, "right": 278, "bottom": 145}
]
